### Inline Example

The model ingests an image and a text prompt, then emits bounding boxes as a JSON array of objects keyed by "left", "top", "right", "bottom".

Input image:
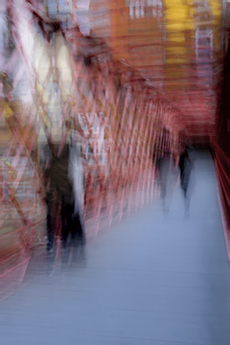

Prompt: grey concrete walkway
[{"left": 1, "top": 150, "right": 230, "bottom": 345}]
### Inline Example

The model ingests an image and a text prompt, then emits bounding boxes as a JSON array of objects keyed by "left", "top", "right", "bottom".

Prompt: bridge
[{"left": 0, "top": 1, "right": 230, "bottom": 343}]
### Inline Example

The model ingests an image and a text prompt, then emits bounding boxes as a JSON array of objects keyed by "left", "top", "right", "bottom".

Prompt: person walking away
[
  {"left": 44, "top": 144, "right": 84, "bottom": 253},
  {"left": 179, "top": 146, "right": 194, "bottom": 214},
  {"left": 68, "top": 143, "right": 86, "bottom": 247}
]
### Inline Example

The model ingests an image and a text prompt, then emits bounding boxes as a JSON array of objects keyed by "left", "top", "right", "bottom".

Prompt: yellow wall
[
  {"left": 164, "top": 0, "right": 194, "bottom": 90},
  {"left": 164, "top": 0, "right": 222, "bottom": 90}
]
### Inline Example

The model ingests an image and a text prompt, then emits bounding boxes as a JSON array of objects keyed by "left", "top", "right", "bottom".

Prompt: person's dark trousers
[
  {"left": 179, "top": 155, "right": 185, "bottom": 182},
  {"left": 61, "top": 201, "right": 74, "bottom": 249},
  {"left": 72, "top": 211, "right": 86, "bottom": 246},
  {"left": 181, "top": 181, "right": 187, "bottom": 198},
  {"left": 46, "top": 194, "right": 58, "bottom": 252},
  {"left": 181, "top": 166, "right": 191, "bottom": 198}
]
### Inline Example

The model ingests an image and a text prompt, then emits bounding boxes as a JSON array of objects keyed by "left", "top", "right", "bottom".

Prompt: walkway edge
[{"left": 212, "top": 157, "right": 230, "bottom": 261}]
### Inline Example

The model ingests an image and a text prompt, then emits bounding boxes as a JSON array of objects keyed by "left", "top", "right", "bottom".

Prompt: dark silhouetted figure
[
  {"left": 179, "top": 146, "right": 191, "bottom": 197},
  {"left": 178, "top": 146, "right": 193, "bottom": 214},
  {"left": 44, "top": 144, "right": 85, "bottom": 253}
]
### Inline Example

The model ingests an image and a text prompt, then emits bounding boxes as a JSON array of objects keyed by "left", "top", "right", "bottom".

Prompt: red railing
[
  {"left": 0, "top": 1, "right": 185, "bottom": 297},
  {"left": 213, "top": 143, "right": 230, "bottom": 260}
]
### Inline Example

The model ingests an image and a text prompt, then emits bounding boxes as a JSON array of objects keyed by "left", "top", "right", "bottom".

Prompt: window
[
  {"left": 195, "top": 29, "right": 213, "bottom": 62},
  {"left": 127, "top": 0, "right": 163, "bottom": 20},
  {"left": 44, "top": 0, "right": 72, "bottom": 17}
]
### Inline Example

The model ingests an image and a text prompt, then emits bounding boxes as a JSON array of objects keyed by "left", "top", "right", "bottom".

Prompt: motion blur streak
[{"left": 0, "top": 2, "right": 230, "bottom": 345}]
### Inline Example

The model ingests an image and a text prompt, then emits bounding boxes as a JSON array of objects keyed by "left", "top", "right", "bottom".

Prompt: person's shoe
[
  {"left": 47, "top": 247, "right": 54, "bottom": 255},
  {"left": 61, "top": 246, "right": 69, "bottom": 255},
  {"left": 71, "top": 236, "right": 78, "bottom": 247},
  {"left": 81, "top": 235, "right": 86, "bottom": 245},
  {"left": 163, "top": 206, "right": 169, "bottom": 217},
  {"left": 184, "top": 210, "right": 189, "bottom": 220}
]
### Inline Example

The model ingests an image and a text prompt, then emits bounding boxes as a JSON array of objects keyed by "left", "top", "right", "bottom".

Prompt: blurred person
[
  {"left": 178, "top": 144, "right": 194, "bottom": 215},
  {"left": 179, "top": 143, "right": 191, "bottom": 196},
  {"left": 44, "top": 143, "right": 85, "bottom": 254},
  {"left": 154, "top": 147, "right": 162, "bottom": 181}
]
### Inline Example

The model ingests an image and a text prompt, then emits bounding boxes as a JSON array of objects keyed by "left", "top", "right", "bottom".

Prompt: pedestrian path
[{"left": 1, "top": 149, "right": 230, "bottom": 345}]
